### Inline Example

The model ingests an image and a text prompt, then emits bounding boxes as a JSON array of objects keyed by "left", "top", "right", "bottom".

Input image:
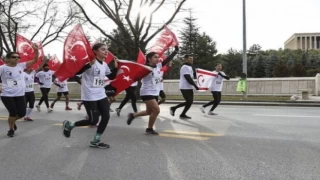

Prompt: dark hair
[
  {"left": 43, "top": 63, "right": 49, "bottom": 67},
  {"left": 92, "top": 43, "right": 106, "bottom": 52},
  {"left": 215, "top": 62, "right": 222, "bottom": 67},
  {"left": 184, "top": 54, "right": 192, "bottom": 59},
  {"left": 146, "top": 52, "right": 158, "bottom": 63},
  {"left": 6, "top": 52, "right": 19, "bottom": 59}
]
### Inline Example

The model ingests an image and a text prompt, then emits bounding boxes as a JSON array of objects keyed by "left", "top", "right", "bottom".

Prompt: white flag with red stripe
[{"left": 196, "top": 68, "right": 217, "bottom": 91}]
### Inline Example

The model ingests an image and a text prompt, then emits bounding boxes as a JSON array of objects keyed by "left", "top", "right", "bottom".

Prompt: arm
[
  {"left": 35, "top": 58, "right": 48, "bottom": 73},
  {"left": 113, "top": 56, "right": 118, "bottom": 68},
  {"left": 74, "top": 76, "right": 81, "bottom": 85},
  {"left": 184, "top": 74, "right": 199, "bottom": 90},
  {"left": 218, "top": 72, "right": 230, "bottom": 80},
  {"left": 161, "top": 46, "right": 179, "bottom": 67},
  {"left": 53, "top": 80, "right": 61, "bottom": 87},
  {"left": 76, "top": 63, "right": 91, "bottom": 75},
  {"left": 106, "top": 68, "right": 117, "bottom": 80},
  {"left": 26, "top": 44, "right": 39, "bottom": 67}
]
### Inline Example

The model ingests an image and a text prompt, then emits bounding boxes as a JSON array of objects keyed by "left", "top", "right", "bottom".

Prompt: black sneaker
[
  {"left": 13, "top": 124, "right": 17, "bottom": 131},
  {"left": 7, "top": 129, "right": 14, "bottom": 137},
  {"left": 127, "top": 113, "right": 135, "bottom": 125},
  {"left": 170, "top": 107, "right": 175, "bottom": 116},
  {"left": 115, "top": 108, "right": 121, "bottom": 116},
  {"left": 89, "top": 141, "right": 110, "bottom": 149},
  {"left": 62, "top": 120, "right": 72, "bottom": 138},
  {"left": 180, "top": 115, "right": 191, "bottom": 119},
  {"left": 145, "top": 128, "right": 159, "bottom": 135}
]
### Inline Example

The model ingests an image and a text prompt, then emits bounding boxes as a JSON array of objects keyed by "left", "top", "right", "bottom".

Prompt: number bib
[
  {"left": 26, "top": 84, "right": 33, "bottom": 89},
  {"left": 93, "top": 77, "right": 105, "bottom": 87},
  {"left": 7, "top": 79, "right": 22, "bottom": 88},
  {"left": 216, "top": 81, "right": 222, "bottom": 85},
  {"left": 152, "top": 77, "right": 160, "bottom": 85}
]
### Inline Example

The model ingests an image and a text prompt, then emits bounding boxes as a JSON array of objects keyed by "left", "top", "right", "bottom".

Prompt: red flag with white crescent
[
  {"left": 196, "top": 68, "right": 217, "bottom": 91},
  {"left": 147, "top": 25, "right": 179, "bottom": 57},
  {"left": 55, "top": 24, "right": 95, "bottom": 81},
  {"left": 110, "top": 60, "right": 152, "bottom": 96},
  {"left": 16, "top": 34, "right": 35, "bottom": 65},
  {"left": 48, "top": 55, "right": 62, "bottom": 71}
]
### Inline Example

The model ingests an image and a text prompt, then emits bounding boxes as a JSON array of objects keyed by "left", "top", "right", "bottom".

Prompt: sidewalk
[{"left": 38, "top": 98, "right": 320, "bottom": 107}]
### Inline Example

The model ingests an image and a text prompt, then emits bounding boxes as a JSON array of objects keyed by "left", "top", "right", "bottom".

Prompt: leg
[
  {"left": 158, "top": 90, "right": 166, "bottom": 105},
  {"left": 25, "top": 92, "right": 35, "bottom": 120},
  {"left": 15, "top": 96, "right": 27, "bottom": 120},
  {"left": 146, "top": 99, "right": 160, "bottom": 129},
  {"left": 38, "top": 88, "right": 46, "bottom": 106},
  {"left": 44, "top": 88, "right": 51, "bottom": 108},
  {"left": 209, "top": 92, "right": 221, "bottom": 112},
  {"left": 74, "top": 101, "right": 100, "bottom": 127},
  {"left": 130, "top": 89, "right": 137, "bottom": 113},
  {"left": 51, "top": 92, "right": 62, "bottom": 108},
  {"left": 118, "top": 88, "right": 131, "bottom": 109},
  {"left": 1, "top": 97, "right": 18, "bottom": 131},
  {"left": 203, "top": 91, "right": 215, "bottom": 108},
  {"left": 180, "top": 90, "right": 194, "bottom": 117},
  {"left": 169, "top": 89, "right": 188, "bottom": 116},
  {"left": 96, "top": 97, "right": 110, "bottom": 135}
]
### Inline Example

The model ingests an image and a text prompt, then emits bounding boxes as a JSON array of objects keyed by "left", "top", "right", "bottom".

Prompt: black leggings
[
  {"left": 1, "top": 96, "right": 26, "bottom": 117},
  {"left": 74, "top": 97, "right": 110, "bottom": 134},
  {"left": 173, "top": 89, "right": 194, "bottom": 116},
  {"left": 25, "top": 91, "right": 35, "bottom": 109},
  {"left": 38, "top": 88, "right": 51, "bottom": 108},
  {"left": 203, "top": 91, "right": 221, "bottom": 111},
  {"left": 118, "top": 86, "right": 137, "bottom": 112}
]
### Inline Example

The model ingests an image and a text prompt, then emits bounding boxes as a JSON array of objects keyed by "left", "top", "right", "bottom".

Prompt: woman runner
[
  {"left": 0, "top": 44, "right": 39, "bottom": 137},
  {"left": 126, "top": 46, "right": 179, "bottom": 135},
  {"left": 35, "top": 63, "right": 54, "bottom": 112},
  {"left": 62, "top": 43, "right": 114, "bottom": 148}
]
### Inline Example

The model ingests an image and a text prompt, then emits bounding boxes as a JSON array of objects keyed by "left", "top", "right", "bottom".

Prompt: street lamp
[{"left": 242, "top": 0, "right": 248, "bottom": 100}]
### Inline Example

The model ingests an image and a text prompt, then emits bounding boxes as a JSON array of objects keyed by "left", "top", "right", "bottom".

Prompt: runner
[
  {"left": 115, "top": 81, "right": 138, "bottom": 116},
  {"left": 35, "top": 63, "right": 54, "bottom": 112},
  {"left": 23, "top": 67, "right": 39, "bottom": 121},
  {"left": 0, "top": 44, "right": 39, "bottom": 137},
  {"left": 50, "top": 78, "right": 72, "bottom": 110},
  {"left": 158, "top": 61, "right": 173, "bottom": 105},
  {"left": 126, "top": 46, "right": 179, "bottom": 135},
  {"left": 200, "top": 63, "right": 230, "bottom": 115},
  {"left": 169, "top": 54, "right": 199, "bottom": 119},
  {"left": 62, "top": 43, "right": 113, "bottom": 148}
]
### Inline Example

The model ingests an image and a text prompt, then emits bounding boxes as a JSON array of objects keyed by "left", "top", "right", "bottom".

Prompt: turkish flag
[
  {"left": 55, "top": 24, "right": 95, "bottom": 81},
  {"left": 110, "top": 60, "right": 152, "bottom": 96},
  {"left": 196, "top": 68, "right": 217, "bottom": 91},
  {"left": 136, "top": 49, "right": 146, "bottom": 64},
  {"left": 147, "top": 25, "right": 179, "bottom": 57},
  {"left": 16, "top": 34, "right": 35, "bottom": 64},
  {"left": 48, "top": 55, "right": 62, "bottom": 71},
  {"left": 0, "top": 58, "right": 4, "bottom": 65}
]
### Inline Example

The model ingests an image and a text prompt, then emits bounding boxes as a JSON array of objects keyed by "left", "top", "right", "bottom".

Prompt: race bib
[
  {"left": 60, "top": 83, "right": 66, "bottom": 87},
  {"left": 93, "top": 77, "right": 104, "bottom": 87},
  {"left": 7, "top": 79, "right": 22, "bottom": 88},
  {"left": 152, "top": 77, "right": 161, "bottom": 85},
  {"left": 26, "top": 84, "right": 33, "bottom": 89},
  {"left": 216, "top": 81, "right": 222, "bottom": 85}
]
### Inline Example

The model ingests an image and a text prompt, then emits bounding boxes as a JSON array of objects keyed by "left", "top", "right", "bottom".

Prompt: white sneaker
[
  {"left": 36, "top": 105, "right": 41, "bottom": 112},
  {"left": 200, "top": 106, "right": 205, "bottom": 114},
  {"left": 47, "top": 108, "right": 53, "bottom": 113},
  {"left": 208, "top": 111, "right": 218, "bottom": 115}
]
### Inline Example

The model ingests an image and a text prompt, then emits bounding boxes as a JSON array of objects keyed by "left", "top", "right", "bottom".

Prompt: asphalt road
[{"left": 0, "top": 101, "right": 319, "bottom": 180}]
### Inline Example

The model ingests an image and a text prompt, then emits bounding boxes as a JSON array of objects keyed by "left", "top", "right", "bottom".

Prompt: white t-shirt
[
  {"left": 210, "top": 71, "right": 226, "bottom": 92},
  {"left": 0, "top": 62, "right": 27, "bottom": 97},
  {"left": 36, "top": 70, "right": 55, "bottom": 88},
  {"left": 179, "top": 64, "right": 194, "bottom": 90},
  {"left": 54, "top": 79, "right": 68, "bottom": 92},
  {"left": 81, "top": 60, "right": 111, "bottom": 101},
  {"left": 140, "top": 63, "right": 162, "bottom": 96},
  {"left": 24, "top": 71, "right": 35, "bottom": 92},
  {"left": 131, "top": 81, "right": 138, "bottom": 87},
  {"left": 159, "top": 71, "right": 164, "bottom": 91}
]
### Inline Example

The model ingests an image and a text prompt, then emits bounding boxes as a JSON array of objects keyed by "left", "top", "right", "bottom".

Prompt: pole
[{"left": 242, "top": 0, "right": 248, "bottom": 100}]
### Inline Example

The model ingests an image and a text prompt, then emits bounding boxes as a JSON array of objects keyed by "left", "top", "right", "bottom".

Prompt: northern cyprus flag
[{"left": 196, "top": 68, "right": 217, "bottom": 91}]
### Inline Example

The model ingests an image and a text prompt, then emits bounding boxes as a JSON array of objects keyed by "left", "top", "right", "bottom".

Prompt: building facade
[{"left": 284, "top": 33, "right": 320, "bottom": 50}]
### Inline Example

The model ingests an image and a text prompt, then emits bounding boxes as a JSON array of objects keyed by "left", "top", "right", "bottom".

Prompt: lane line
[
  {"left": 253, "top": 114, "right": 320, "bottom": 118},
  {"left": 159, "top": 133, "right": 209, "bottom": 140},
  {"left": 163, "top": 130, "right": 222, "bottom": 136}
]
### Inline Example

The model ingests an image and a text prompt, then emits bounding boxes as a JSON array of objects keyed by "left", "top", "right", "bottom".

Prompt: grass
[{"left": 35, "top": 93, "right": 291, "bottom": 102}]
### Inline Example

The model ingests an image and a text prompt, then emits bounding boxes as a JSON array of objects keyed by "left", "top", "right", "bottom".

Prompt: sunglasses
[{"left": 10, "top": 56, "right": 20, "bottom": 59}]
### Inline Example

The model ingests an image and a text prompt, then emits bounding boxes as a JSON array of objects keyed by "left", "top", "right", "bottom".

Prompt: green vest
[{"left": 237, "top": 79, "right": 247, "bottom": 92}]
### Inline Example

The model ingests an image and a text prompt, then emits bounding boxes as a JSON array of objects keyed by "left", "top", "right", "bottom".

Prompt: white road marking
[{"left": 253, "top": 114, "right": 320, "bottom": 118}]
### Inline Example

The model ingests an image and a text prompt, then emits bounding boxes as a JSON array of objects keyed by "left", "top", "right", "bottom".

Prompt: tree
[
  {"left": 193, "top": 32, "right": 217, "bottom": 69},
  {"left": 252, "top": 55, "right": 266, "bottom": 78},
  {"left": 72, "top": 0, "right": 186, "bottom": 59},
  {"left": 0, "top": 0, "right": 82, "bottom": 56},
  {"left": 179, "top": 9, "right": 199, "bottom": 56},
  {"left": 265, "top": 52, "right": 278, "bottom": 77},
  {"left": 273, "top": 60, "right": 289, "bottom": 77},
  {"left": 218, "top": 48, "right": 242, "bottom": 78}
]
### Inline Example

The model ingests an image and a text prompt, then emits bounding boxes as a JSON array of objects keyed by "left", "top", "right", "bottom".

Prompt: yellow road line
[
  {"left": 163, "top": 130, "right": 222, "bottom": 137},
  {"left": 159, "top": 133, "right": 209, "bottom": 140}
]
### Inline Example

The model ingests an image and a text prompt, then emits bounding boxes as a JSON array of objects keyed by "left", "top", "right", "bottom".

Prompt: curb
[{"left": 36, "top": 98, "right": 320, "bottom": 107}]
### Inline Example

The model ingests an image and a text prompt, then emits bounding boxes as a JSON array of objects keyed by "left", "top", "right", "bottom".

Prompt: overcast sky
[{"left": 43, "top": 0, "right": 320, "bottom": 60}]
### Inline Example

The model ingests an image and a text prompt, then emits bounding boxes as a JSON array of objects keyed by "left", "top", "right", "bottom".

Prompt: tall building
[{"left": 284, "top": 33, "right": 320, "bottom": 50}]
